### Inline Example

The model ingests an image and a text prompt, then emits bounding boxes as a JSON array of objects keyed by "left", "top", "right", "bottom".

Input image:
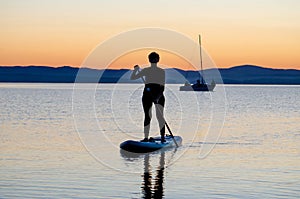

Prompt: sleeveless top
[{"left": 141, "top": 66, "right": 165, "bottom": 102}]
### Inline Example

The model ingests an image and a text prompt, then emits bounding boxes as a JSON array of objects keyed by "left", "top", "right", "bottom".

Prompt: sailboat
[
  {"left": 179, "top": 79, "right": 216, "bottom": 91},
  {"left": 179, "top": 35, "right": 216, "bottom": 92}
]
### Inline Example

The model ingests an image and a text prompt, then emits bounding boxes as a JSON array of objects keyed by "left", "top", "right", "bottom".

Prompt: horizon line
[{"left": 0, "top": 64, "right": 300, "bottom": 71}]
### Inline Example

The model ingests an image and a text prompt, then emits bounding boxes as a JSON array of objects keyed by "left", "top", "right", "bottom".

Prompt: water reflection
[
  {"left": 142, "top": 152, "right": 165, "bottom": 199},
  {"left": 120, "top": 150, "right": 168, "bottom": 199}
]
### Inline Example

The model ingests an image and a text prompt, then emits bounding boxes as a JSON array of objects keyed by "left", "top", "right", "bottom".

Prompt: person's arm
[{"left": 130, "top": 65, "right": 145, "bottom": 80}]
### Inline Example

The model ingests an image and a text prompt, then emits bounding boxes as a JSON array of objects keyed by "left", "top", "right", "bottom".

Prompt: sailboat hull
[{"left": 179, "top": 83, "right": 215, "bottom": 91}]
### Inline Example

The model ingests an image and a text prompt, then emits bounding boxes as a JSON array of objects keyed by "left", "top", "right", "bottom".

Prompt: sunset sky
[{"left": 1, "top": 0, "right": 299, "bottom": 69}]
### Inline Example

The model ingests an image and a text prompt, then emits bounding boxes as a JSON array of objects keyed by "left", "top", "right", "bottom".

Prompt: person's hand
[{"left": 133, "top": 65, "right": 140, "bottom": 71}]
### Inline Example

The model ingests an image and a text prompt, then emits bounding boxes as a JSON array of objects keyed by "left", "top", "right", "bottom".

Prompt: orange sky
[
  {"left": 1, "top": 0, "right": 299, "bottom": 69},
  {"left": 107, "top": 49, "right": 195, "bottom": 70}
]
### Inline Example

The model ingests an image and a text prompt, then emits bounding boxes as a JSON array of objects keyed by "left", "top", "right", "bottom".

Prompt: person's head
[{"left": 148, "top": 52, "right": 160, "bottom": 63}]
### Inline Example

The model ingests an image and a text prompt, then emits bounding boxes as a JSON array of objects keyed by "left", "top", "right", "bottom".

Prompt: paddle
[{"left": 135, "top": 66, "right": 179, "bottom": 147}]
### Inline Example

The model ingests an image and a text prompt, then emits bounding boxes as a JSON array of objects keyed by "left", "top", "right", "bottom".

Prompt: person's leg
[
  {"left": 142, "top": 94, "right": 152, "bottom": 141},
  {"left": 155, "top": 95, "right": 165, "bottom": 142}
]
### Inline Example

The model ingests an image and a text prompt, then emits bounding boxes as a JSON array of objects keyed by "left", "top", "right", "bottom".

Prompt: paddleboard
[{"left": 120, "top": 135, "right": 182, "bottom": 153}]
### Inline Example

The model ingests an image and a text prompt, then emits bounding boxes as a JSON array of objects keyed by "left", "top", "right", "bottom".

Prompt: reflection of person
[
  {"left": 130, "top": 52, "right": 166, "bottom": 143},
  {"left": 142, "top": 152, "right": 165, "bottom": 198}
]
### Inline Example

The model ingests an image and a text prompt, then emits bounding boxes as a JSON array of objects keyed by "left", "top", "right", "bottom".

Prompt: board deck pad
[{"left": 120, "top": 135, "right": 182, "bottom": 153}]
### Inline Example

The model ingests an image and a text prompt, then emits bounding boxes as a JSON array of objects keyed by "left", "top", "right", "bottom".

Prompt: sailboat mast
[{"left": 199, "top": 34, "right": 204, "bottom": 84}]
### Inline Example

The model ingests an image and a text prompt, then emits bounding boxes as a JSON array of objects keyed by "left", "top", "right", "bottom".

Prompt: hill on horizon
[{"left": 0, "top": 65, "right": 299, "bottom": 84}]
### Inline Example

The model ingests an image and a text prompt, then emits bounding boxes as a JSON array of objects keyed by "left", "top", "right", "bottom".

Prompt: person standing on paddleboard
[{"left": 130, "top": 52, "right": 166, "bottom": 143}]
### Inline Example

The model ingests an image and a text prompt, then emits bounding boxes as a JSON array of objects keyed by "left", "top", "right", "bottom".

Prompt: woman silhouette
[{"left": 130, "top": 52, "right": 166, "bottom": 143}]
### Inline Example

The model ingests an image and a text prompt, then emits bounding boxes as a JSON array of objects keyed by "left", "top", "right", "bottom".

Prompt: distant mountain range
[{"left": 0, "top": 65, "right": 299, "bottom": 84}]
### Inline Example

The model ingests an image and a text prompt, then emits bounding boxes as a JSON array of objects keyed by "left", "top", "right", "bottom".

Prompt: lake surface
[{"left": 0, "top": 83, "right": 299, "bottom": 198}]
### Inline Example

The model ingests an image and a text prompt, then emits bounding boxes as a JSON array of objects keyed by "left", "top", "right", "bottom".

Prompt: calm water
[{"left": 0, "top": 83, "right": 299, "bottom": 198}]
